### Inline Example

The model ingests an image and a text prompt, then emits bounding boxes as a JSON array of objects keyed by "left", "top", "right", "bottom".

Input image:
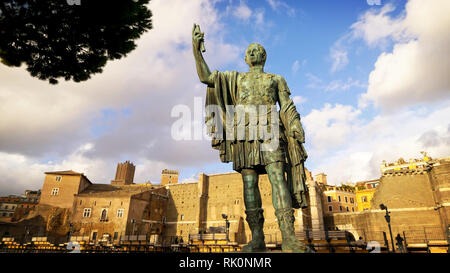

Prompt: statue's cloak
[{"left": 205, "top": 70, "right": 308, "bottom": 209}]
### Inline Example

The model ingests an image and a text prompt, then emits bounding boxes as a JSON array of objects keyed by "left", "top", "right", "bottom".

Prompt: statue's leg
[
  {"left": 265, "top": 162, "right": 313, "bottom": 253},
  {"left": 241, "top": 168, "right": 266, "bottom": 252}
]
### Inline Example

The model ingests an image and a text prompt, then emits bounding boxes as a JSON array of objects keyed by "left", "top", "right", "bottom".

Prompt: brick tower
[
  {"left": 160, "top": 169, "right": 179, "bottom": 186},
  {"left": 111, "top": 161, "right": 135, "bottom": 186}
]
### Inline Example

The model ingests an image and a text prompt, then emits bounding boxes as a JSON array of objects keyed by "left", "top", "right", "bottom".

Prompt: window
[
  {"left": 350, "top": 197, "right": 354, "bottom": 204},
  {"left": 83, "top": 208, "right": 92, "bottom": 218},
  {"left": 117, "top": 209, "right": 124, "bottom": 218},
  {"left": 346, "top": 207, "right": 349, "bottom": 212},
  {"left": 345, "top": 196, "right": 348, "bottom": 203},
  {"left": 4, "top": 205, "right": 8, "bottom": 209},
  {"left": 113, "top": 232, "right": 119, "bottom": 241},
  {"left": 327, "top": 196, "right": 332, "bottom": 202},
  {"left": 339, "top": 206, "right": 343, "bottom": 211},
  {"left": 180, "top": 214, "right": 184, "bottom": 221},
  {"left": 92, "top": 232, "right": 97, "bottom": 241},
  {"left": 362, "top": 196, "right": 368, "bottom": 203},
  {"left": 55, "top": 176, "right": 62, "bottom": 182},
  {"left": 352, "top": 207, "right": 355, "bottom": 212},
  {"left": 338, "top": 196, "right": 341, "bottom": 202},
  {"left": 100, "top": 209, "right": 108, "bottom": 222},
  {"left": 51, "top": 188, "right": 59, "bottom": 196},
  {"left": 328, "top": 206, "right": 333, "bottom": 212}
]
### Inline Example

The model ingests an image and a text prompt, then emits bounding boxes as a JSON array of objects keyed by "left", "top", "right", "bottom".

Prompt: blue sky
[{"left": 0, "top": 0, "right": 449, "bottom": 195}]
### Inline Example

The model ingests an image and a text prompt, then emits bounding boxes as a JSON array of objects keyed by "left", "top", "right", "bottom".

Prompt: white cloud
[
  {"left": 329, "top": 45, "right": 349, "bottom": 73},
  {"left": 307, "top": 0, "right": 450, "bottom": 184},
  {"left": 0, "top": 142, "right": 176, "bottom": 195},
  {"left": 254, "top": 9, "right": 265, "bottom": 25},
  {"left": 292, "top": 60, "right": 299, "bottom": 74},
  {"left": 233, "top": 1, "right": 252, "bottom": 21},
  {"left": 266, "top": 0, "right": 295, "bottom": 17},
  {"left": 292, "top": 95, "right": 307, "bottom": 106},
  {"left": 0, "top": 0, "right": 241, "bottom": 194},
  {"left": 350, "top": 4, "right": 409, "bottom": 48},
  {"left": 305, "top": 102, "right": 450, "bottom": 185},
  {"left": 304, "top": 73, "right": 365, "bottom": 92},
  {"left": 324, "top": 78, "right": 367, "bottom": 92},
  {"left": 303, "top": 103, "right": 361, "bottom": 154},
  {"left": 305, "top": 73, "right": 323, "bottom": 89},
  {"left": 356, "top": 0, "right": 450, "bottom": 111}
]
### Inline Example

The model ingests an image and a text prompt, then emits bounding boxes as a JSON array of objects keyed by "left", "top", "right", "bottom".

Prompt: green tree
[{"left": 0, "top": 0, "right": 152, "bottom": 84}]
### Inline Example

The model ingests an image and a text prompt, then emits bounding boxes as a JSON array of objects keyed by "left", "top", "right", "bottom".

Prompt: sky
[{"left": 0, "top": 0, "right": 449, "bottom": 195}]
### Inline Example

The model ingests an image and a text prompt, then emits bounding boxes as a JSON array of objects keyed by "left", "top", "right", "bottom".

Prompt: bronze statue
[{"left": 192, "top": 24, "right": 312, "bottom": 253}]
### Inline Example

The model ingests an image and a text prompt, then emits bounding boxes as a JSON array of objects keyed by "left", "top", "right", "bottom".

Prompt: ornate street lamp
[{"left": 380, "top": 204, "right": 395, "bottom": 253}]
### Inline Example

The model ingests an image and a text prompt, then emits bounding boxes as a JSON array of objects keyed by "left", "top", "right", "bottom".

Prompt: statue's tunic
[
  {"left": 205, "top": 70, "right": 309, "bottom": 208},
  {"left": 232, "top": 72, "right": 286, "bottom": 173}
]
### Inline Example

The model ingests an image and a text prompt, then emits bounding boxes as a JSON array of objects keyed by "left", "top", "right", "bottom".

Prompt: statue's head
[{"left": 245, "top": 43, "right": 266, "bottom": 67}]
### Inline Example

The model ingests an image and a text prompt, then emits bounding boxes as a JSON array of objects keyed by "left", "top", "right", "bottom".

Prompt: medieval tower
[{"left": 111, "top": 161, "right": 135, "bottom": 186}]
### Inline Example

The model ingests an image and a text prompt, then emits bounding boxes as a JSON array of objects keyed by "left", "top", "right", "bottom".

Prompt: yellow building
[
  {"left": 355, "top": 179, "right": 379, "bottom": 212},
  {"left": 380, "top": 153, "right": 432, "bottom": 175}
]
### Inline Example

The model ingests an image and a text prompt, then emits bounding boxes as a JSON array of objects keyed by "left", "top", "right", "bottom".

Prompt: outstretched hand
[{"left": 192, "top": 23, "right": 205, "bottom": 52}]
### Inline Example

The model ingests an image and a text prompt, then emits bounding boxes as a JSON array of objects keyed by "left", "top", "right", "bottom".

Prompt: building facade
[
  {"left": 163, "top": 171, "right": 325, "bottom": 244},
  {"left": 325, "top": 155, "right": 450, "bottom": 244},
  {"left": 322, "top": 184, "right": 357, "bottom": 215},
  {"left": 354, "top": 179, "right": 379, "bottom": 212},
  {"left": 0, "top": 190, "right": 41, "bottom": 222},
  {"left": 39, "top": 170, "right": 92, "bottom": 208}
]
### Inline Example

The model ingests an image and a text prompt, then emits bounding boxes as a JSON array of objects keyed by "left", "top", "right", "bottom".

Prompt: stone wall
[
  {"left": 163, "top": 172, "right": 324, "bottom": 244},
  {"left": 325, "top": 162, "right": 450, "bottom": 244}
]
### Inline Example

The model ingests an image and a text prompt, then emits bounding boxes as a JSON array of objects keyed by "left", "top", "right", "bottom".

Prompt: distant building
[
  {"left": 71, "top": 183, "right": 167, "bottom": 244},
  {"left": 321, "top": 184, "right": 357, "bottom": 215},
  {"left": 0, "top": 190, "right": 41, "bottom": 222},
  {"left": 314, "top": 173, "right": 328, "bottom": 185},
  {"left": 380, "top": 153, "right": 433, "bottom": 175},
  {"left": 111, "top": 161, "right": 136, "bottom": 186},
  {"left": 355, "top": 179, "right": 380, "bottom": 212},
  {"left": 39, "top": 170, "right": 92, "bottom": 208},
  {"left": 325, "top": 154, "right": 450, "bottom": 244},
  {"left": 163, "top": 171, "right": 326, "bottom": 244},
  {"left": 0, "top": 196, "right": 20, "bottom": 220},
  {"left": 160, "top": 169, "right": 179, "bottom": 186}
]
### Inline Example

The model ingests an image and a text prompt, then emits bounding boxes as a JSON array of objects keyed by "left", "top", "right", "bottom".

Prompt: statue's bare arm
[{"left": 192, "top": 24, "right": 214, "bottom": 87}]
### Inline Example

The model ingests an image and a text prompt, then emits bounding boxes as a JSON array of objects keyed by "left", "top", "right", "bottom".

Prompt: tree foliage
[{"left": 0, "top": 0, "right": 152, "bottom": 84}]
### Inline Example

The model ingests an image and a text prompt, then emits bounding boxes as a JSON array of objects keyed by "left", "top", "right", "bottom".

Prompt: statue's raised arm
[{"left": 192, "top": 23, "right": 213, "bottom": 86}]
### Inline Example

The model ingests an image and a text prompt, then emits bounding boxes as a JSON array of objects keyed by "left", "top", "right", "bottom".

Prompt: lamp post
[
  {"left": 380, "top": 204, "right": 395, "bottom": 253},
  {"left": 222, "top": 214, "right": 230, "bottom": 241},
  {"left": 24, "top": 226, "right": 30, "bottom": 244},
  {"left": 131, "top": 219, "right": 136, "bottom": 236},
  {"left": 68, "top": 223, "right": 73, "bottom": 242}
]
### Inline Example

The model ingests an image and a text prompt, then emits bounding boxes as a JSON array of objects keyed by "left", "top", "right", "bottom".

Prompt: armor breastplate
[
  {"left": 237, "top": 72, "right": 278, "bottom": 106},
  {"left": 234, "top": 72, "right": 280, "bottom": 141}
]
